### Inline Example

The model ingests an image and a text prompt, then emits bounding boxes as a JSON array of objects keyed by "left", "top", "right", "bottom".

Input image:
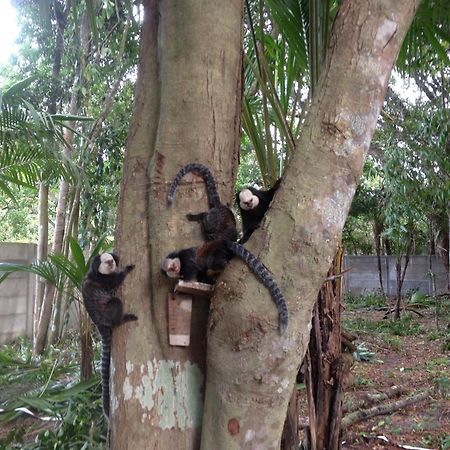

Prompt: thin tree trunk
[
  {"left": 394, "top": 234, "right": 414, "bottom": 319},
  {"left": 281, "top": 387, "right": 299, "bottom": 450},
  {"left": 33, "top": 184, "right": 49, "bottom": 350},
  {"left": 33, "top": 0, "right": 71, "bottom": 354},
  {"left": 47, "top": 6, "right": 89, "bottom": 345},
  {"left": 374, "top": 221, "right": 386, "bottom": 299},
  {"left": 305, "top": 248, "right": 344, "bottom": 450}
]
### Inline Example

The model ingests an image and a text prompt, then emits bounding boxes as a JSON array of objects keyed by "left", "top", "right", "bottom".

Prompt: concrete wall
[
  {"left": 344, "top": 255, "right": 448, "bottom": 296},
  {"left": 0, "top": 243, "right": 36, "bottom": 345}
]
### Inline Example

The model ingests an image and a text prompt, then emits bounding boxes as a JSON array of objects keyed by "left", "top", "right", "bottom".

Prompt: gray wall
[
  {"left": 344, "top": 255, "right": 448, "bottom": 296},
  {"left": 0, "top": 243, "right": 36, "bottom": 345}
]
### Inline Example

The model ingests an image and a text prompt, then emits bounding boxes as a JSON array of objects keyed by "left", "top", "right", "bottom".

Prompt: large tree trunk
[
  {"left": 112, "top": 0, "right": 419, "bottom": 448},
  {"left": 201, "top": 0, "right": 420, "bottom": 448},
  {"left": 110, "top": 0, "right": 243, "bottom": 448}
]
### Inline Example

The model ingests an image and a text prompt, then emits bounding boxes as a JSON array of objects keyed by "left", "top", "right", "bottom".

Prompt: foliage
[
  {"left": 0, "top": 337, "right": 106, "bottom": 449},
  {"left": 0, "top": 78, "right": 86, "bottom": 201},
  {"left": 0, "top": 186, "right": 40, "bottom": 242},
  {"left": 353, "top": 343, "right": 377, "bottom": 363},
  {"left": 0, "top": 1, "right": 140, "bottom": 245},
  {"left": 0, "top": 235, "right": 109, "bottom": 288}
]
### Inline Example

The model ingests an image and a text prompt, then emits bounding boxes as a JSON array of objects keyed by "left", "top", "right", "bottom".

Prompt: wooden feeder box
[{"left": 168, "top": 280, "right": 214, "bottom": 347}]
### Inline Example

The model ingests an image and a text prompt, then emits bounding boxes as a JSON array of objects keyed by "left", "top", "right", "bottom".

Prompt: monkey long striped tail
[
  {"left": 226, "top": 241, "right": 288, "bottom": 334},
  {"left": 167, "top": 163, "right": 221, "bottom": 208},
  {"left": 98, "top": 325, "right": 112, "bottom": 418}
]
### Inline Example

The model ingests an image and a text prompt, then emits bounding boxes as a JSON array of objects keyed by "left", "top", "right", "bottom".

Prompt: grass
[
  {"left": 344, "top": 292, "right": 386, "bottom": 309},
  {"left": 344, "top": 313, "right": 426, "bottom": 337},
  {"left": 0, "top": 337, "right": 106, "bottom": 449}
]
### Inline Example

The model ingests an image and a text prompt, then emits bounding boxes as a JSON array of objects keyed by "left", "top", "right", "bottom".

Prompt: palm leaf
[
  {"left": 0, "top": 260, "right": 64, "bottom": 288},
  {"left": 69, "top": 238, "right": 87, "bottom": 275}
]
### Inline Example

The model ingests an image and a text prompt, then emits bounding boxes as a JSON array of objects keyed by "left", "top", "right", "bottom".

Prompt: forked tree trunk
[{"left": 112, "top": 0, "right": 420, "bottom": 448}]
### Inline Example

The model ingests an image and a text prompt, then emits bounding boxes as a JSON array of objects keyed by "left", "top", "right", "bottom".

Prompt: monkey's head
[
  {"left": 238, "top": 189, "right": 260, "bottom": 211},
  {"left": 161, "top": 256, "right": 181, "bottom": 278},
  {"left": 91, "top": 252, "right": 119, "bottom": 275}
]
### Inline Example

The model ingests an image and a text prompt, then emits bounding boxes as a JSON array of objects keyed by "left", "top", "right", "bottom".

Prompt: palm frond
[{"left": 0, "top": 260, "right": 64, "bottom": 289}]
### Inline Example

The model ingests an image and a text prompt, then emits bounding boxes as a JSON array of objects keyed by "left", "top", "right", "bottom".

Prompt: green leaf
[
  {"left": 69, "top": 238, "right": 87, "bottom": 275},
  {"left": 3, "top": 76, "right": 39, "bottom": 98}
]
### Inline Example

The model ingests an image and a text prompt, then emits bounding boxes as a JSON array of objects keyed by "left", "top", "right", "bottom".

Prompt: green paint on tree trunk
[{"left": 121, "top": 359, "right": 204, "bottom": 429}]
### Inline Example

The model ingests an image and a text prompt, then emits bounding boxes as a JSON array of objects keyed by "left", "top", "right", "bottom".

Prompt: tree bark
[
  {"left": 201, "top": 0, "right": 420, "bottom": 448},
  {"left": 110, "top": 0, "right": 243, "bottom": 448}
]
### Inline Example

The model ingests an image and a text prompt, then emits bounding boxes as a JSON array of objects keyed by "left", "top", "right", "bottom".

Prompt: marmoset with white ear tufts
[
  {"left": 236, "top": 179, "right": 281, "bottom": 243},
  {"left": 82, "top": 253, "right": 137, "bottom": 418}
]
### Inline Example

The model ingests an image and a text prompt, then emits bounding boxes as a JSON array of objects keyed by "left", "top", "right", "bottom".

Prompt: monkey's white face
[
  {"left": 162, "top": 257, "right": 181, "bottom": 278},
  {"left": 98, "top": 253, "right": 117, "bottom": 275},
  {"left": 239, "top": 189, "right": 259, "bottom": 211}
]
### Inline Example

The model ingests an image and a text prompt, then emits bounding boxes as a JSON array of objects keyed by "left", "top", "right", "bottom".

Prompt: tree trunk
[
  {"left": 394, "top": 233, "right": 414, "bottom": 319},
  {"left": 33, "top": 0, "right": 70, "bottom": 355},
  {"left": 110, "top": 0, "right": 243, "bottom": 448},
  {"left": 374, "top": 220, "right": 386, "bottom": 299},
  {"left": 47, "top": 7, "right": 90, "bottom": 345},
  {"left": 280, "top": 386, "right": 299, "bottom": 450},
  {"left": 201, "top": 0, "right": 420, "bottom": 448},
  {"left": 305, "top": 249, "right": 344, "bottom": 450},
  {"left": 33, "top": 183, "right": 49, "bottom": 353},
  {"left": 112, "top": 0, "right": 420, "bottom": 448}
]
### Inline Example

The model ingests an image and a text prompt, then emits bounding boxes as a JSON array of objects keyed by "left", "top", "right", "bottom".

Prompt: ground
[
  {"left": 1, "top": 299, "right": 448, "bottom": 449},
  {"left": 298, "top": 299, "right": 450, "bottom": 450}
]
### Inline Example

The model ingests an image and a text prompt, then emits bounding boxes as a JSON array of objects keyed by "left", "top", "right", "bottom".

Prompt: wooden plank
[
  {"left": 168, "top": 293, "right": 192, "bottom": 347},
  {"left": 174, "top": 280, "right": 214, "bottom": 298}
]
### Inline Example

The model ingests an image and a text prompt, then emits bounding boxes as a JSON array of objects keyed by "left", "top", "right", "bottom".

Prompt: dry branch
[
  {"left": 344, "top": 385, "right": 407, "bottom": 414},
  {"left": 342, "top": 389, "right": 430, "bottom": 429}
]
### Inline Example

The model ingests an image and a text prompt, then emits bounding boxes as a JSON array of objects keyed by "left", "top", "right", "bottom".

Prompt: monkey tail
[
  {"left": 98, "top": 325, "right": 112, "bottom": 418},
  {"left": 167, "top": 163, "right": 221, "bottom": 208},
  {"left": 226, "top": 241, "right": 288, "bottom": 334}
]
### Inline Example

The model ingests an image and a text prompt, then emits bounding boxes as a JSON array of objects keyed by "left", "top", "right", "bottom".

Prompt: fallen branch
[
  {"left": 382, "top": 307, "right": 425, "bottom": 319},
  {"left": 344, "top": 385, "right": 407, "bottom": 414},
  {"left": 342, "top": 389, "right": 430, "bottom": 429}
]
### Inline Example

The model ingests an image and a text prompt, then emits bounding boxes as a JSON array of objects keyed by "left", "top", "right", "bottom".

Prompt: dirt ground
[
  {"left": 299, "top": 306, "right": 450, "bottom": 450},
  {"left": 1, "top": 307, "right": 448, "bottom": 449}
]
